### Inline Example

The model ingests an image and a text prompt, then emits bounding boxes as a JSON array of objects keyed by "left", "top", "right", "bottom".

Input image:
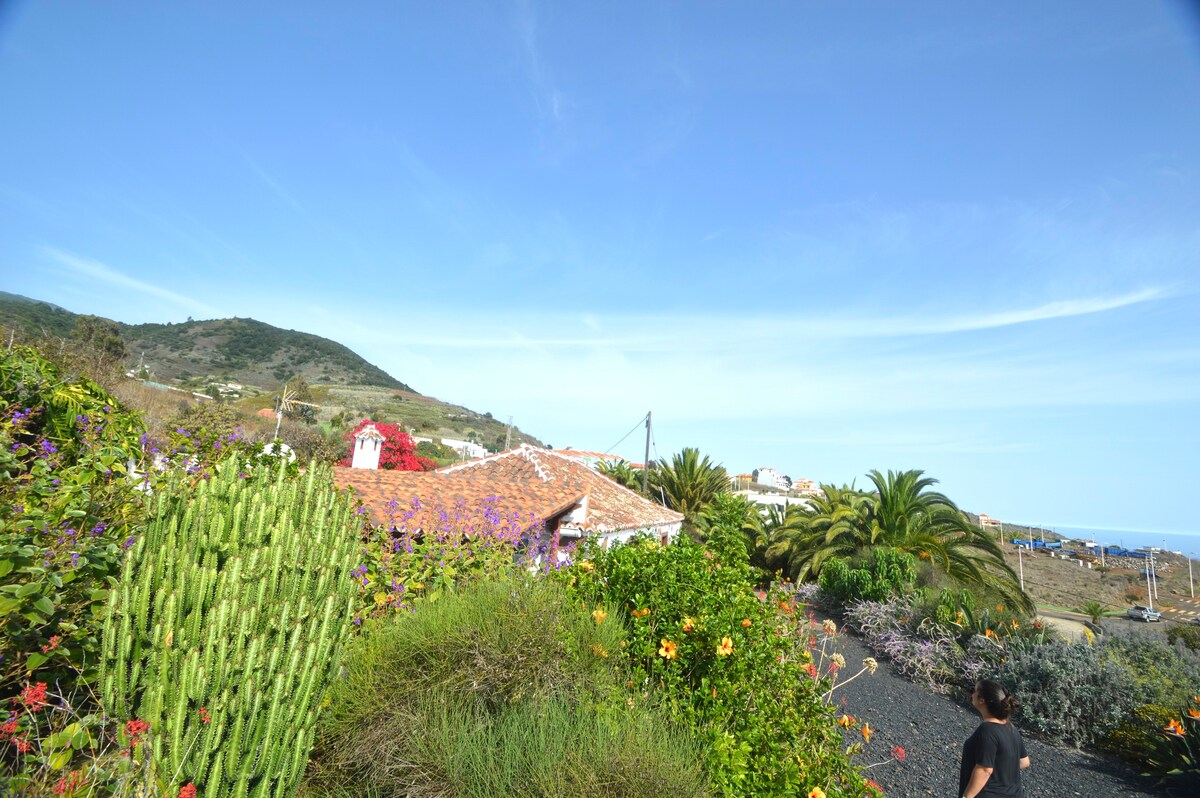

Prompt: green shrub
[
  {"left": 564, "top": 527, "right": 871, "bottom": 797},
  {"left": 1139, "top": 698, "right": 1200, "bottom": 790},
  {"left": 99, "top": 462, "right": 360, "bottom": 798},
  {"left": 1102, "top": 703, "right": 1177, "bottom": 764},
  {"left": 819, "top": 548, "right": 917, "bottom": 604},
  {"left": 1, "top": 346, "right": 149, "bottom": 699},
  {"left": 994, "top": 639, "right": 1141, "bottom": 747},
  {"left": 304, "top": 579, "right": 707, "bottom": 798},
  {"left": 1168, "top": 625, "right": 1200, "bottom": 652}
]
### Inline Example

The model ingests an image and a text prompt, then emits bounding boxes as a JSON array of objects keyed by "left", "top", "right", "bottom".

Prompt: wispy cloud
[
  {"left": 515, "top": 0, "right": 565, "bottom": 125},
  {"left": 41, "top": 247, "right": 219, "bottom": 317},
  {"left": 352, "top": 287, "right": 1171, "bottom": 351},
  {"left": 235, "top": 147, "right": 308, "bottom": 217}
]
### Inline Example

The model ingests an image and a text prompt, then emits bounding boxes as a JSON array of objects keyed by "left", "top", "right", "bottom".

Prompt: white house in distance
[
  {"left": 755, "top": 467, "right": 787, "bottom": 490},
  {"left": 554, "top": 449, "right": 645, "bottom": 470}
]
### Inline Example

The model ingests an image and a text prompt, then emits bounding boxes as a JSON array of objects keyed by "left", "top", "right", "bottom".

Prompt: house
[
  {"left": 334, "top": 428, "right": 683, "bottom": 550},
  {"left": 755, "top": 467, "right": 788, "bottom": 490},
  {"left": 442, "top": 446, "right": 681, "bottom": 546}
]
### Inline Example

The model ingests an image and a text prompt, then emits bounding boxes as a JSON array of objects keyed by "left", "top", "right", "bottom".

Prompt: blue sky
[{"left": 2, "top": 2, "right": 1198, "bottom": 535}]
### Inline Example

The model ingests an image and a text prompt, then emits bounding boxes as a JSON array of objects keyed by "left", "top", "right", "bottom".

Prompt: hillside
[
  {"left": 0, "top": 291, "right": 408, "bottom": 390},
  {"left": 0, "top": 292, "right": 545, "bottom": 451}
]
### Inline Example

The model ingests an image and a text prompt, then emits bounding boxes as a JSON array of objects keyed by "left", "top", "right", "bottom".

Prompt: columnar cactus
[{"left": 101, "top": 462, "right": 360, "bottom": 798}]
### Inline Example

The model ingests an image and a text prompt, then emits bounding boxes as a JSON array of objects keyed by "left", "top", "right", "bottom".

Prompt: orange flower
[
  {"left": 682, "top": 616, "right": 696, "bottom": 632},
  {"left": 778, "top": 600, "right": 794, "bottom": 614},
  {"left": 984, "top": 629, "right": 995, "bottom": 639},
  {"left": 808, "top": 789, "right": 827, "bottom": 798},
  {"left": 578, "top": 560, "right": 594, "bottom": 572},
  {"left": 741, "top": 618, "right": 752, "bottom": 627},
  {"left": 861, "top": 722, "right": 874, "bottom": 742},
  {"left": 1011, "top": 619, "right": 1019, "bottom": 629},
  {"left": 591, "top": 644, "right": 609, "bottom": 658},
  {"left": 659, "top": 639, "right": 678, "bottom": 659},
  {"left": 716, "top": 637, "right": 734, "bottom": 656},
  {"left": 1186, "top": 708, "right": 1200, "bottom": 720},
  {"left": 630, "top": 608, "right": 650, "bottom": 619},
  {"left": 592, "top": 608, "right": 608, "bottom": 624},
  {"left": 1165, "top": 718, "right": 1186, "bottom": 736},
  {"left": 837, "top": 714, "right": 855, "bottom": 729}
]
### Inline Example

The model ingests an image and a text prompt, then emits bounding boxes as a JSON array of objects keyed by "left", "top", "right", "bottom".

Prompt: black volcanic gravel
[{"left": 827, "top": 624, "right": 1169, "bottom": 798}]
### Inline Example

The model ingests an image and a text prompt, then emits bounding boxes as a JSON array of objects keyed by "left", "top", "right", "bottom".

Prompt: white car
[{"left": 1126, "top": 605, "right": 1162, "bottom": 622}]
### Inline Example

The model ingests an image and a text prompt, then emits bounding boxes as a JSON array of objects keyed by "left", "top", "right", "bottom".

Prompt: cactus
[{"left": 100, "top": 461, "right": 360, "bottom": 797}]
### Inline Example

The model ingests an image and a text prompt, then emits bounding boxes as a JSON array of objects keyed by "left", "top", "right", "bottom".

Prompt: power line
[{"left": 603, "top": 413, "right": 648, "bottom": 456}]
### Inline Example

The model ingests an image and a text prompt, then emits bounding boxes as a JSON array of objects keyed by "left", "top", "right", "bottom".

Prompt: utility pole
[
  {"left": 1017, "top": 544, "right": 1024, "bottom": 592},
  {"left": 1189, "top": 553, "right": 1194, "bottom": 599},
  {"left": 504, "top": 416, "right": 513, "bottom": 451},
  {"left": 1147, "top": 549, "right": 1156, "bottom": 610},
  {"left": 642, "top": 411, "right": 651, "bottom": 494}
]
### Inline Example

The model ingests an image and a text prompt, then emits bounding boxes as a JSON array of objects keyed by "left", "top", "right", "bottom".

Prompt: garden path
[{"left": 828, "top": 621, "right": 1167, "bottom": 798}]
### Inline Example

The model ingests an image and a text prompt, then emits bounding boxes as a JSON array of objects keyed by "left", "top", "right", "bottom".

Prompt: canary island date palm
[
  {"left": 647, "top": 447, "right": 730, "bottom": 532},
  {"left": 768, "top": 470, "right": 1032, "bottom": 614},
  {"left": 596, "top": 458, "right": 644, "bottom": 492}
]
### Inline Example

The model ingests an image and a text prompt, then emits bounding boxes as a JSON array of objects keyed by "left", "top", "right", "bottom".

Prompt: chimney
[{"left": 351, "top": 423, "right": 386, "bottom": 470}]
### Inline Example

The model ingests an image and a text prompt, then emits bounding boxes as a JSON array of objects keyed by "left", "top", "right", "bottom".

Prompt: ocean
[{"left": 1005, "top": 523, "right": 1200, "bottom": 558}]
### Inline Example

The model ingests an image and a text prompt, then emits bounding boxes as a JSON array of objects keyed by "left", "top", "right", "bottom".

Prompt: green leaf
[
  {"left": 26, "top": 652, "right": 48, "bottom": 670},
  {"left": 0, "top": 597, "right": 19, "bottom": 614},
  {"left": 0, "top": 559, "right": 13, "bottom": 577},
  {"left": 47, "top": 750, "right": 72, "bottom": 770},
  {"left": 16, "top": 582, "right": 40, "bottom": 598},
  {"left": 34, "top": 596, "right": 55, "bottom": 615}
]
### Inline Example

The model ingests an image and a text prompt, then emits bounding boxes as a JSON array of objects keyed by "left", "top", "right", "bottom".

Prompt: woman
[{"left": 959, "top": 679, "right": 1031, "bottom": 798}]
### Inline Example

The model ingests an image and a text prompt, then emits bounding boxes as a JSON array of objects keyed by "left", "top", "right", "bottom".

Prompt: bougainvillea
[{"left": 341, "top": 419, "right": 436, "bottom": 471}]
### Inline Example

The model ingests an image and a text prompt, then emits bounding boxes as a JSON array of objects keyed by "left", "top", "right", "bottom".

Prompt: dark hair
[{"left": 976, "top": 679, "right": 1020, "bottom": 720}]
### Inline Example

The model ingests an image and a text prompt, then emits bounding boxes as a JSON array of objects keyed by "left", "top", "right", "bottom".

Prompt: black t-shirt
[{"left": 959, "top": 720, "right": 1027, "bottom": 797}]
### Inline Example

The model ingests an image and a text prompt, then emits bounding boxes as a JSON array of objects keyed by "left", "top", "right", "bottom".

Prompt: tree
[
  {"left": 647, "top": 447, "right": 730, "bottom": 532},
  {"left": 281, "top": 375, "right": 317, "bottom": 425},
  {"left": 342, "top": 419, "right": 436, "bottom": 471},
  {"left": 765, "top": 470, "right": 1032, "bottom": 614},
  {"left": 596, "top": 459, "right": 643, "bottom": 492},
  {"left": 71, "top": 314, "right": 126, "bottom": 363}
]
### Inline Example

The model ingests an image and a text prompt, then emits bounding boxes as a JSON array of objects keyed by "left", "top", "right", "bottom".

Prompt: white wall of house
[{"left": 351, "top": 425, "right": 385, "bottom": 470}]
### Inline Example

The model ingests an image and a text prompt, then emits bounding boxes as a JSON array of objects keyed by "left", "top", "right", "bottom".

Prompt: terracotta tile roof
[
  {"left": 332, "top": 467, "right": 584, "bottom": 534},
  {"left": 441, "top": 445, "right": 683, "bottom": 534}
]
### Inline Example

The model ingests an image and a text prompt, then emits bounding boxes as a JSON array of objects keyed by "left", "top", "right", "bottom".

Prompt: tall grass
[{"left": 303, "top": 579, "right": 709, "bottom": 798}]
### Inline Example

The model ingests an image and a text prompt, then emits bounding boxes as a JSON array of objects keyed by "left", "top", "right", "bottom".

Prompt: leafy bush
[
  {"left": 1168, "top": 625, "right": 1200, "bottom": 653},
  {"left": 563, "top": 527, "right": 871, "bottom": 797},
  {"left": 994, "top": 639, "right": 1141, "bottom": 748},
  {"left": 304, "top": 579, "right": 707, "bottom": 798},
  {"left": 1138, "top": 697, "right": 1200, "bottom": 790},
  {"left": 819, "top": 549, "right": 917, "bottom": 604},
  {"left": 1, "top": 346, "right": 149, "bottom": 701}
]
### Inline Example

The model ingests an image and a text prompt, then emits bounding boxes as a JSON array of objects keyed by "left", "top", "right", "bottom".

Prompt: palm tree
[
  {"left": 765, "top": 470, "right": 1033, "bottom": 614},
  {"left": 596, "top": 459, "right": 643, "bottom": 492},
  {"left": 647, "top": 447, "right": 730, "bottom": 531},
  {"left": 764, "top": 484, "right": 870, "bottom": 582}
]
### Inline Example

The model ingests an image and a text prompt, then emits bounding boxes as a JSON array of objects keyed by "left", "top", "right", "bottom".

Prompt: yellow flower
[
  {"left": 831, "top": 653, "right": 846, "bottom": 668},
  {"left": 837, "top": 714, "right": 855, "bottom": 729},
  {"left": 809, "top": 789, "right": 827, "bottom": 798},
  {"left": 659, "top": 639, "right": 678, "bottom": 659},
  {"left": 716, "top": 637, "right": 734, "bottom": 657},
  {"left": 1011, "top": 619, "right": 1019, "bottom": 629},
  {"left": 861, "top": 722, "right": 874, "bottom": 743},
  {"left": 863, "top": 657, "right": 878, "bottom": 674},
  {"left": 578, "top": 560, "right": 594, "bottom": 572},
  {"left": 591, "top": 644, "right": 608, "bottom": 658},
  {"left": 996, "top": 604, "right": 1005, "bottom": 612},
  {"left": 682, "top": 616, "right": 696, "bottom": 632},
  {"left": 955, "top": 611, "right": 964, "bottom": 625},
  {"left": 630, "top": 607, "right": 651, "bottom": 619},
  {"left": 1165, "top": 718, "right": 1186, "bottom": 736},
  {"left": 822, "top": 619, "right": 837, "bottom": 634},
  {"left": 592, "top": 608, "right": 608, "bottom": 624}
]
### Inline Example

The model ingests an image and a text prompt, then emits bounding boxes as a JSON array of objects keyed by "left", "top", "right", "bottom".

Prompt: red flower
[
  {"left": 805, "top": 663, "right": 818, "bottom": 677},
  {"left": 198, "top": 707, "right": 211, "bottom": 724},
  {"left": 179, "top": 783, "right": 197, "bottom": 798},
  {"left": 892, "top": 745, "right": 906, "bottom": 762},
  {"left": 13, "top": 736, "right": 32, "bottom": 753},
  {"left": 41, "top": 635, "right": 62, "bottom": 654},
  {"left": 19, "top": 682, "right": 48, "bottom": 711},
  {"left": 0, "top": 715, "right": 19, "bottom": 737}
]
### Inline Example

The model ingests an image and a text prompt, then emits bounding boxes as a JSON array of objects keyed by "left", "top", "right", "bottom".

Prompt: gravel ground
[{"left": 828, "top": 625, "right": 1169, "bottom": 798}]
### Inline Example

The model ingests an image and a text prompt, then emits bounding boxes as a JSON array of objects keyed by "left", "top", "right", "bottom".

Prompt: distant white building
[
  {"left": 441, "top": 438, "right": 488, "bottom": 460},
  {"left": 755, "top": 467, "right": 788, "bottom": 490}
]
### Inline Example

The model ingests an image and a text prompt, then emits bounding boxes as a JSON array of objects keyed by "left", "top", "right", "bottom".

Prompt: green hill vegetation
[{"left": 0, "top": 292, "right": 544, "bottom": 455}]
